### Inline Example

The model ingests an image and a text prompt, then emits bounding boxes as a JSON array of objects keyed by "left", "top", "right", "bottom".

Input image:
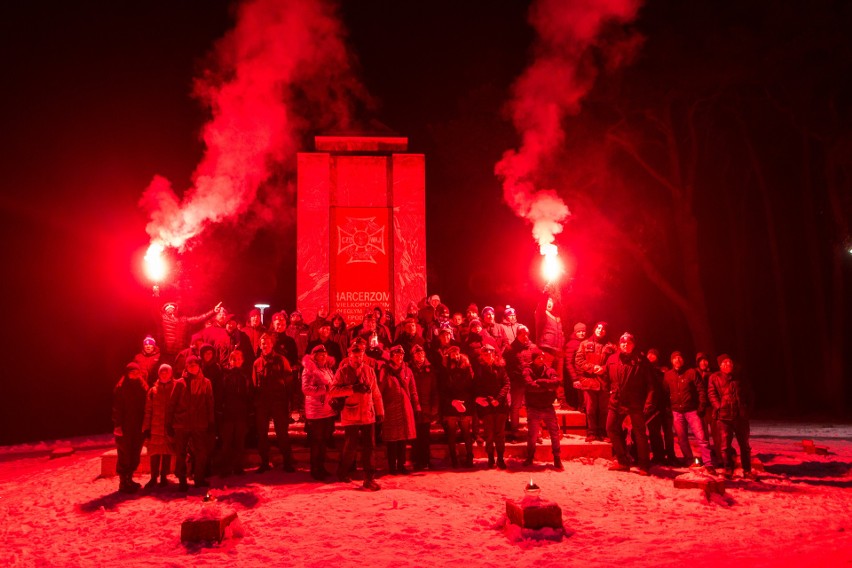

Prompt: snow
[{"left": 1, "top": 422, "right": 850, "bottom": 567}]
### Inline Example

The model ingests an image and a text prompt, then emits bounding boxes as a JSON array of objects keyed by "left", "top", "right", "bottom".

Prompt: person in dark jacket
[
  {"left": 393, "top": 318, "right": 426, "bottom": 363},
  {"left": 329, "top": 313, "right": 350, "bottom": 359},
  {"left": 562, "top": 322, "right": 586, "bottom": 410},
  {"left": 269, "top": 311, "right": 300, "bottom": 368},
  {"left": 307, "top": 305, "right": 331, "bottom": 343},
  {"left": 253, "top": 334, "right": 296, "bottom": 473},
  {"left": 133, "top": 335, "right": 161, "bottom": 386},
  {"left": 575, "top": 321, "right": 617, "bottom": 441},
  {"left": 378, "top": 345, "right": 420, "bottom": 475},
  {"left": 708, "top": 354, "right": 755, "bottom": 479},
  {"left": 695, "top": 352, "right": 721, "bottom": 465},
  {"left": 439, "top": 347, "right": 475, "bottom": 468},
  {"left": 474, "top": 344, "right": 510, "bottom": 469},
  {"left": 646, "top": 349, "right": 675, "bottom": 465},
  {"left": 480, "top": 306, "right": 509, "bottom": 354},
  {"left": 225, "top": 314, "right": 255, "bottom": 374},
  {"left": 217, "top": 350, "right": 252, "bottom": 476},
  {"left": 605, "top": 333, "right": 654, "bottom": 476},
  {"left": 112, "top": 362, "right": 149, "bottom": 493},
  {"left": 410, "top": 344, "right": 439, "bottom": 470},
  {"left": 306, "top": 322, "right": 345, "bottom": 371},
  {"left": 166, "top": 355, "right": 214, "bottom": 490},
  {"left": 664, "top": 351, "right": 714, "bottom": 473},
  {"left": 243, "top": 308, "right": 267, "bottom": 358},
  {"left": 522, "top": 348, "right": 563, "bottom": 470},
  {"left": 158, "top": 300, "right": 221, "bottom": 363},
  {"left": 503, "top": 325, "right": 535, "bottom": 440},
  {"left": 534, "top": 293, "right": 565, "bottom": 393}
]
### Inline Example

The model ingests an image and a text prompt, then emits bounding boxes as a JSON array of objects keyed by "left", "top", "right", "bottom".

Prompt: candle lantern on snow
[{"left": 506, "top": 478, "right": 563, "bottom": 532}]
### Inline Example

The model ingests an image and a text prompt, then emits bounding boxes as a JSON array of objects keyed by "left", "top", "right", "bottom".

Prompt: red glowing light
[
  {"left": 540, "top": 244, "right": 563, "bottom": 283},
  {"left": 143, "top": 243, "right": 168, "bottom": 283}
]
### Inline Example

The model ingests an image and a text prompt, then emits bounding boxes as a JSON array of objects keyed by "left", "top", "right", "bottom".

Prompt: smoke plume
[
  {"left": 496, "top": 0, "right": 643, "bottom": 253},
  {"left": 140, "top": 0, "right": 365, "bottom": 251}
]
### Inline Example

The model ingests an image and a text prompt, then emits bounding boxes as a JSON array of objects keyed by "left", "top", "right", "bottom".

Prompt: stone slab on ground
[
  {"left": 505, "top": 497, "right": 563, "bottom": 530},
  {"left": 180, "top": 510, "right": 238, "bottom": 543},
  {"left": 50, "top": 447, "right": 75, "bottom": 459}
]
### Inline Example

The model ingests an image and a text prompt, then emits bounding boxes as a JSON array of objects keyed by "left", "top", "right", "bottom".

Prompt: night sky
[{"left": 1, "top": 0, "right": 850, "bottom": 444}]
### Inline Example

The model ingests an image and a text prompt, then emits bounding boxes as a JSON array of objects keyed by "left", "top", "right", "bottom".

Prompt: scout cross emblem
[{"left": 337, "top": 217, "right": 386, "bottom": 264}]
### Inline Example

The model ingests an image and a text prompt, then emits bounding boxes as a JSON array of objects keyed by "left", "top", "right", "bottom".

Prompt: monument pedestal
[{"left": 297, "top": 135, "right": 426, "bottom": 325}]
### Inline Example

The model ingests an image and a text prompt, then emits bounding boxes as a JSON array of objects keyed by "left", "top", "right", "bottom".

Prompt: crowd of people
[{"left": 111, "top": 292, "right": 755, "bottom": 493}]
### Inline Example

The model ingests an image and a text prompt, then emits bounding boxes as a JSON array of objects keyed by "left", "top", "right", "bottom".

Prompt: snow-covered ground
[{"left": 1, "top": 421, "right": 850, "bottom": 567}]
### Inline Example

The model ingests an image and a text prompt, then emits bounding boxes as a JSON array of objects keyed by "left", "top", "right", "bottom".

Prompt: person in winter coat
[
  {"left": 708, "top": 354, "right": 755, "bottom": 479},
  {"left": 534, "top": 293, "right": 565, "bottom": 389},
  {"left": 330, "top": 313, "right": 351, "bottom": 359},
  {"left": 112, "top": 362, "right": 149, "bottom": 493},
  {"left": 307, "top": 305, "right": 331, "bottom": 343},
  {"left": 225, "top": 314, "right": 255, "bottom": 374},
  {"left": 562, "top": 322, "right": 586, "bottom": 410},
  {"left": 166, "top": 355, "right": 214, "bottom": 490},
  {"left": 480, "top": 306, "right": 509, "bottom": 354},
  {"left": 158, "top": 300, "right": 221, "bottom": 363},
  {"left": 503, "top": 325, "right": 536, "bottom": 440},
  {"left": 409, "top": 344, "right": 439, "bottom": 470},
  {"left": 306, "top": 322, "right": 344, "bottom": 371},
  {"left": 462, "top": 319, "right": 499, "bottom": 371},
  {"left": 286, "top": 310, "right": 311, "bottom": 359},
  {"left": 474, "top": 344, "right": 510, "bottom": 469},
  {"left": 605, "top": 333, "right": 654, "bottom": 476},
  {"left": 378, "top": 345, "right": 420, "bottom": 474},
  {"left": 243, "top": 308, "right": 267, "bottom": 358},
  {"left": 439, "top": 347, "right": 475, "bottom": 468},
  {"left": 695, "top": 352, "right": 721, "bottom": 465},
  {"left": 663, "top": 351, "right": 714, "bottom": 473},
  {"left": 646, "top": 349, "right": 675, "bottom": 465},
  {"left": 392, "top": 318, "right": 426, "bottom": 364},
  {"left": 217, "top": 350, "right": 252, "bottom": 476},
  {"left": 329, "top": 343, "right": 384, "bottom": 491},
  {"left": 133, "top": 336, "right": 161, "bottom": 386},
  {"left": 500, "top": 306, "right": 522, "bottom": 346},
  {"left": 142, "top": 363, "right": 176, "bottom": 488},
  {"left": 575, "top": 321, "right": 617, "bottom": 442},
  {"left": 522, "top": 348, "right": 564, "bottom": 470},
  {"left": 301, "top": 345, "right": 337, "bottom": 481},
  {"left": 253, "top": 333, "right": 297, "bottom": 473}
]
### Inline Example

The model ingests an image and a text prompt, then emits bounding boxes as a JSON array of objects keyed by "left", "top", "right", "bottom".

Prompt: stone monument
[{"left": 296, "top": 135, "right": 426, "bottom": 324}]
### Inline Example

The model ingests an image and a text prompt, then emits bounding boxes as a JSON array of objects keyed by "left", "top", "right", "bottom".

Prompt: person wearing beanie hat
[
  {"left": 480, "top": 306, "right": 509, "bottom": 355},
  {"left": 522, "top": 346, "right": 564, "bottom": 470},
  {"left": 575, "top": 321, "right": 617, "bottom": 441},
  {"left": 244, "top": 308, "right": 267, "bottom": 358},
  {"left": 708, "top": 355, "right": 755, "bottom": 479},
  {"left": 392, "top": 317, "right": 426, "bottom": 364},
  {"left": 250, "top": 334, "right": 297, "bottom": 476},
  {"left": 113, "top": 362, "right": 149, "bottom": 493},
  {"left": 503, "top": 324, "right": 536, "bottom": 440},
  {"left": 329, "top": 335, "right": 384, "bottom": 491},
  {"left": 301, "top": 340, "right": 337, "bottom": 480},
  {"left": 159, "top": 300, "right": 223, "bottom": 361},
  {"left": 665, "top": 351, "right": 714, "bottom": 474},
  {"left": 286, "top": 309, "right": 311, "bottom": 366},
  {"left": 142, "top": 363, "right": 177, "bottom": 488},
  {"left": 693, "top": 351, "right": 720, "bottom": 465},
  {"left": 717, "top": 353, "right": 732, "bottom": 367},
  {"left": 166, "top": 353, "right": 215, "bottom": 490},
  {"left": 500, "top": 305, "right": 522, "bottom": 345},
  {"left": 473, "top": 342, "right": 510, "bottom": 470},
  {"left": 605, "top": 332, "right": 654, "bottom": 476},
  {"left": 645, "top": 347, "right": 676, "bottom": 466},
  {"left": 133, "top": 335, "right": 161, "bottom": 386},
  {"left": 535, "top": 292, "right": 566, "bottom": 406},
  {"left": 378, "top": 342, "right": 420, "bottom": 475},
  {"left": 562, "top": 323, "right": 587, "bottom": 410}
]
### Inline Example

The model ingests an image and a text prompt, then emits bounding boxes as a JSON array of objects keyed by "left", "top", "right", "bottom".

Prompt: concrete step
[{"left": 100, "top": 433, "right": 610, "bottom": 477}]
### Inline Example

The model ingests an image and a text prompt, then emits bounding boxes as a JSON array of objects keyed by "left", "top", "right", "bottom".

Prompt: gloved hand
[
  {"left": 142, "top": 429, "right": 151, "bottom": 440},
  {"left": 475, "top": 397, "right": 489, "bottom": 407},
  {"left": 376, "top": 414, "right": 384, "bottom": 423},
  {"left": 166, "top": 425, "right": 175, "bottom": 437},
  {"left": 353, "top": 382, "right": 370, "bottom": 393}
]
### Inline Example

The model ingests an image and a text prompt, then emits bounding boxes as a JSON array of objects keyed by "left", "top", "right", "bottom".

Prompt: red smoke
[
  {"left": 496, "top": 0, "right": 643, "bottom": 253},
  {"left": 140, "top": 0, "right": 365, "bottom": 253}
]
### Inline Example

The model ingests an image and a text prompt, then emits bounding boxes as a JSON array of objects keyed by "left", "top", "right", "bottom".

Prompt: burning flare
[
  {"left": 496, "top": 0, "right": 643, "bottom": 265},
  {"left": 540, "top": 243, "right": 564, "bottom": 284},
  {"left": 143, "top": 242, "right": 168, "bottom": 283}
]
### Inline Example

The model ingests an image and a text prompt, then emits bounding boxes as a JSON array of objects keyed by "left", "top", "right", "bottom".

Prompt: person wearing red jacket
[{"left": 166, "top": 355, "right": 214, "bottom": 491}]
